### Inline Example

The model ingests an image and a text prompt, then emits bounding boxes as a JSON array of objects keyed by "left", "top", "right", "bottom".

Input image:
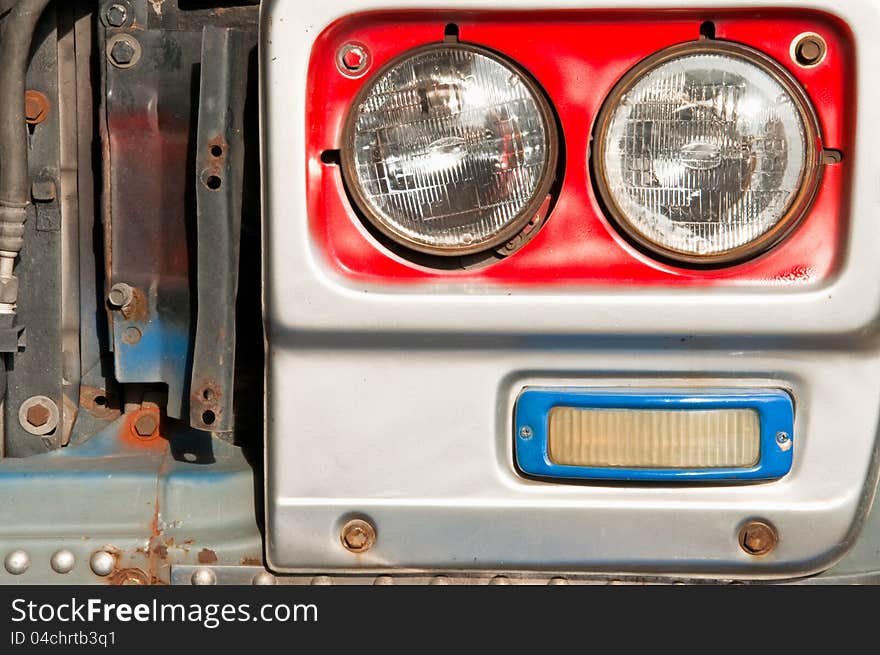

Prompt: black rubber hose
[{"left": 0, "top": 0, "right": 51, "bottom": 211}]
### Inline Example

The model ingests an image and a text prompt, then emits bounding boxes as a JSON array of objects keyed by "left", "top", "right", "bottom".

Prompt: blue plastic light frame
[{"left": 514, "top": 388, "right": 794, "bottom": 482}]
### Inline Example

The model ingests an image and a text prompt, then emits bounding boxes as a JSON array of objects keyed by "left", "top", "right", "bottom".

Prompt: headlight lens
[
  {"left": 594, "top": 41, "right": 821, "bottom": 265},
  {"left": 341, "top": 44, "right": 557, "bottom": 256}
]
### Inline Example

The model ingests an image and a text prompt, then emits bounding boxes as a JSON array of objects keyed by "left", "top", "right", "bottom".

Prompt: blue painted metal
[
  {"left": 514, "top": 387, "right": 794, "bottom": 482},
  {"left": 0, "top": 416, "right": 261, "bottom": 584}
]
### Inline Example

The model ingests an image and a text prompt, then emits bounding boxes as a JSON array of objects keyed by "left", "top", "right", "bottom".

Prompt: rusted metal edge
[{"left": 189, "top": 26, "right": 250, "bottom": 433}]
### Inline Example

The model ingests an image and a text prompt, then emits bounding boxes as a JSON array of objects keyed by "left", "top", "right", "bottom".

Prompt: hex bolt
[
  {"left": 738, "top": 520, "right": 778, "bottom": 557},
  {"left": 110, "top": 40, "right": 135, "bottom": 65},
  {"left": 18, "top": 396, "right": 60, "bottom": 436},
  {"left": 4, "top": 550, "right": 30, "bottom": 575},
  {"left": 25, "top": 404, "right": 50, "bottom": 428},
  {"left": 107, "top": 282, "right": 134, "bottom": 309},
  {"left": 107, "top": 34, "right": 141, "bottom": 69},
  {"left": 337, "top": 43, "right": 369, "bottom": 76},
  {"left": 133, "top": 413, "right": 159, "bottom": 438},
  {"left": 24, "top": 90, "right": 49, "bottom": 125},
  {"left": 104, "top": 3, "right": 128, "bottom": 27},
  {"left": 89, "top": 550, "right": 116, "bottom": 577},
  {"left": 340, "top": 518, "right": 376, "bottom": 553}
]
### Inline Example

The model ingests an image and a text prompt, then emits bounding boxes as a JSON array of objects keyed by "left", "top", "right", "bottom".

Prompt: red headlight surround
[{"left": 306, "top": 9, "right": 853, "bottom": 287}]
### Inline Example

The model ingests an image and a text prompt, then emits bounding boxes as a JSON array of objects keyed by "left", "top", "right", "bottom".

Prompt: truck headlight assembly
[
  {"left": 340, "top": 43, "right": 558, "bottom": 256},
  {"left": 593, "top": 41, "right": 822, "bottom": 265}
]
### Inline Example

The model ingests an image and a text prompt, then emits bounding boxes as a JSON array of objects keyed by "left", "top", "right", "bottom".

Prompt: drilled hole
[
  {"left": 202, "top": 410, "right": 216, "bottom": 425},
  {"left": 94, "top": 395, "right": 107, "bottom": 407},
  {"left": 699, "top": 21, "right": 716, "bottom": 39},
  {"left": 205, "top": 175, "right": 222, "bottom": 190},
  {"left": 209, "top": 144, "right": 223, "bottom": 157}
]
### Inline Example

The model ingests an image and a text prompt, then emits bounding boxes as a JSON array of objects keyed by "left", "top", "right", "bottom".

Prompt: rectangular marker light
[
  {"left": 515, "top": 388, "right": 794, "bottom": 482},
  {"left": 547, "top": 407, "right": 760, "bottom": 469}
]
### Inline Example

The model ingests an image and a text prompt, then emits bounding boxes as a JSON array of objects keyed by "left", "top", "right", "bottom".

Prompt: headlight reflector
[
  {"left": 341, "top": 44, "right": 557, "bottom": 256},
  {"left": 594, "top": 41, "right": 821, "bottom": 265}
]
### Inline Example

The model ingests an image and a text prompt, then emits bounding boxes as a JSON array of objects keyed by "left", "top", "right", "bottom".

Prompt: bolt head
[
  {"left": 89, "top": 550, "right": 116, "bottom": 576},
  {"left": 24, "top": 90, "right": 49, "bottom": 124},
  {"left": 739, "top": 521, "right": 778, "bottom": 557},
  {"left": 341, "top": 518, "right": 376, "bottom": 553},
  {"left": 107, "top": 282, "right": 133, "bottom": 308},
  {"left": 110, "top": 40, "right": 135, "bottom": 65},
  {"left": 133, "top": 413, "right": 159, "bottom": 437},
  {"left": 4, "top": 550, "right": 30, "bottom": 575},
  {"left": 191, "top": 568, "right": 217, "bottom": 585},
  {"left": 519, "top": 425, "right": 534, "bottom": 439},
  {"left": 105, "top": 3, "right": 128, "bottom": 27},
  {"left": 338, "top": 44, "right": 369, "bottom": 75},
  {"left": 25, "top": 404, "right": 50, "bottom": 427},
  {"left": 50, "top": 549, "right": 76, "bottom": 574}
]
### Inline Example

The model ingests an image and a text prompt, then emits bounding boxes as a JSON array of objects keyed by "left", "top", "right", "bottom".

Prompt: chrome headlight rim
[
  {"left": 591, "top": 39, "right": 823, "bottom": 268},
  {"left": 340, "top": 42, "right": 560, "bottom": 258}
]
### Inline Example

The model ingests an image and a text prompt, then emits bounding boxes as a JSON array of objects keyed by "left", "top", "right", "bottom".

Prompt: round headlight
[
  {"left": 593, "top": 41, "right": 822, "bottom": 265},
  {"left": 341, "top": 43, "right": 558, "bottom": 256}
]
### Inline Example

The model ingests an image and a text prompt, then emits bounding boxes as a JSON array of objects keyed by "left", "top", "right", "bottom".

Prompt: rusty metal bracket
[{"left": 188, "top": 27, "right": 250, "bottom": 433}]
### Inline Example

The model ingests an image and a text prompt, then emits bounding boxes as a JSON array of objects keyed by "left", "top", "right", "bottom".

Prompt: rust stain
[
  {"left": 109, "top": 568, "right": 150, "bottom": 586},
  {"left": 197, "top": 548, "right": 218, "bottom": 565},
  {"left": 120, "top": 286, "right": 148, "bottom": 322},
  {"left": 120, "top": 408, "right": 167, "bottom": 449},
  {"left": 240, "top": 556, "right": 262, "bottom": 566}
]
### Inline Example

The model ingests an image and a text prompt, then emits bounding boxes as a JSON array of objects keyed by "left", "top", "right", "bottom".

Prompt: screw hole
[
  {"left": 204, "top": 175, "right": 222, "bottom": 190},
  {"left": 320, "top": 149, "right": 340, "bottom": 165},
  {"left": 201, "top": 410, "right": 216, "bottom": 425},
  {"left": 202, "top": 388, "right": 214, "bottom": 401},
  {"left": 94, "top": 395, "right": 107, "bottom": 407},
  {"left": 443, "top": 23, "right": 460, "bottom": 42},
  {"left": 699, "top": 21, "right": 716, "bottom": 39},
  {"left": 209, "top": 144, "right": 223, "bottom": 158}
]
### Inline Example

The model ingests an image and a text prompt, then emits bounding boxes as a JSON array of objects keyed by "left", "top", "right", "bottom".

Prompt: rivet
[
  {"left": 519, "top": 425, "right": 534, "bottom": 439},
  {"left": 739, "top": 520, "right": 778, "bottom": 556},
  {"left": 50, "top": 549, "right": 75, "bottom": 574},
  {"left": 89, "top": 550, "right": 116, "bottom": 577},
  {"left": 547, "top": 577, "right": 569, "bottom": 585},
  {"left": 252, "top": 571, "right": 277, "bottom": 586},
  {"left": 489, "top": 575, "right": 511, "bottom": 585},
  {"left": 121, "top": 326, "right": 142, "bottom": 344},
  {"left": 373, "top": 575, "right": 394, "bottom": 586},
  {"left": 310, "top": 575, "right": 333, "bottom": 586},
  {"left": 4, "top": 550, "right": 30, "bottom": 575},
  {"left": 190, "top": 568, "right": 217, "bottom": 585},
  {"left": 430, "top": 575, "right": 451, "bottom": 585},
  {"left": 341, "top": 518, "right": 376, "bottom": 553}
]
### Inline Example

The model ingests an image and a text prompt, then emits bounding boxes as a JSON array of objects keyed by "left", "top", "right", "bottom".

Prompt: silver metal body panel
[{"left": 261, "top": 0, "right": 880, "bottom": 576}]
